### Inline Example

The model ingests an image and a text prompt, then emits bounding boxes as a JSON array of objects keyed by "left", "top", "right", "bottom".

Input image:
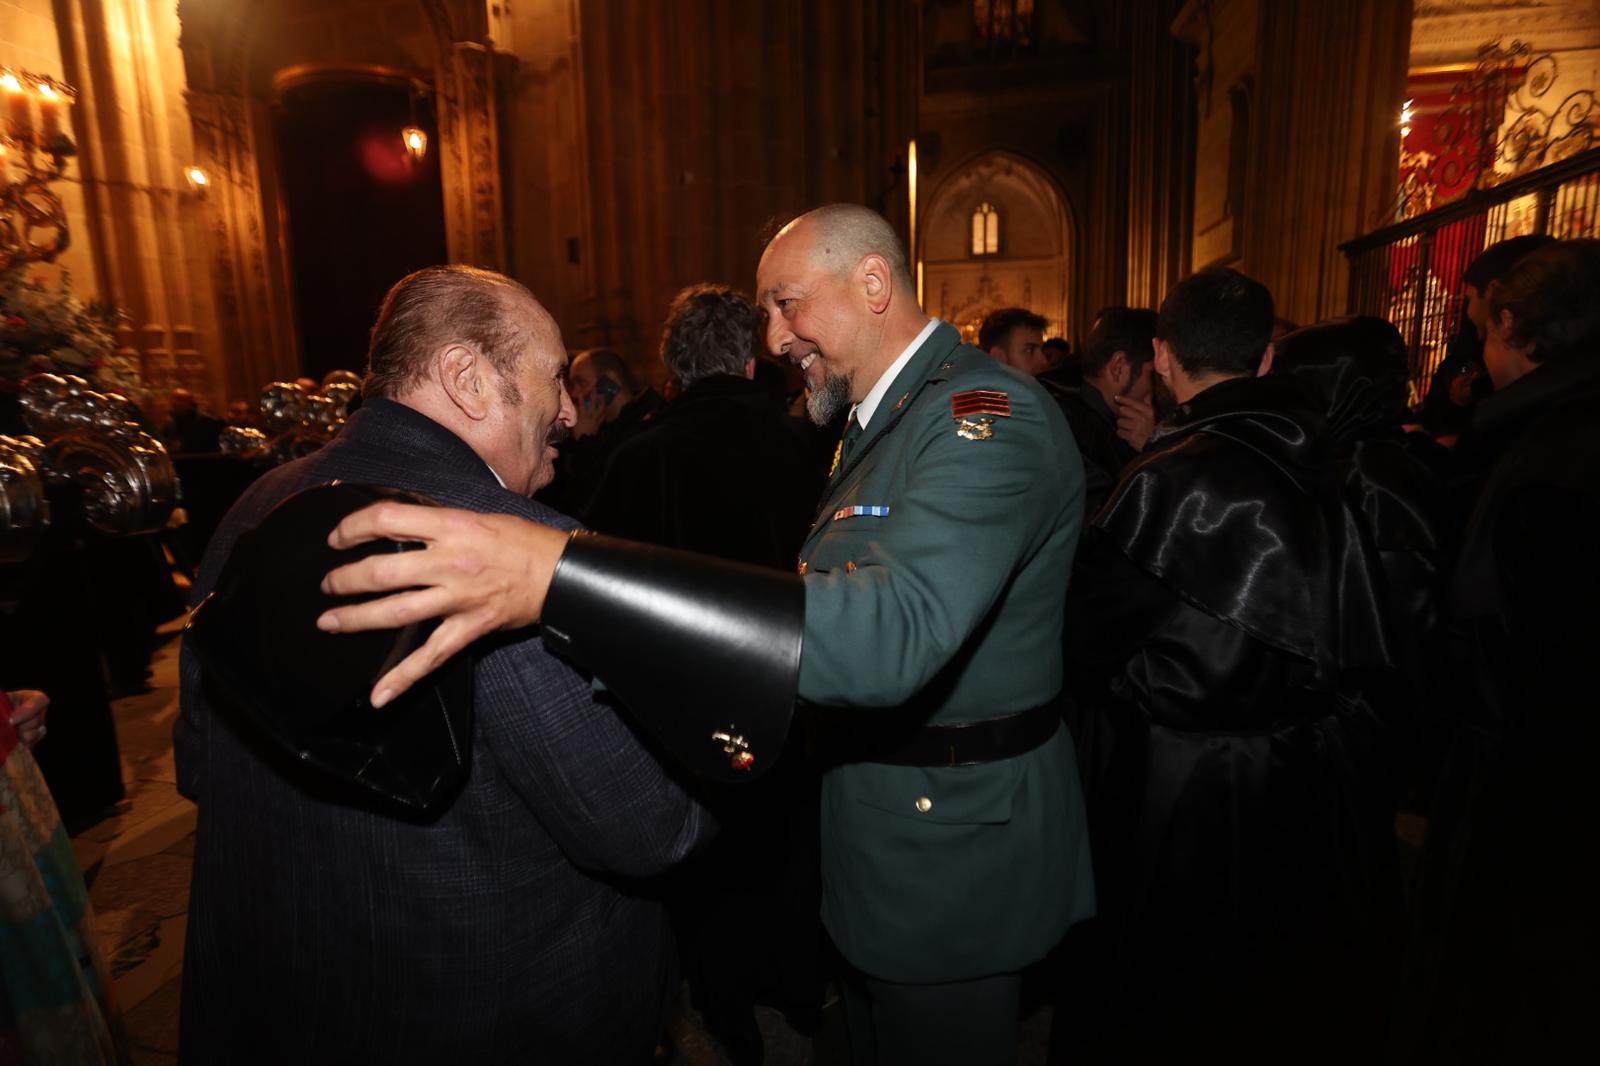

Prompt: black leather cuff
[{"left": 542, "top": 532, "right": 803, "bottom": 783}]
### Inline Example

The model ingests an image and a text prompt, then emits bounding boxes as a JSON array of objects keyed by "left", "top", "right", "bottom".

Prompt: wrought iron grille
[{"left": 1341, "top": 145, "right": 1600, "bottom": 400}]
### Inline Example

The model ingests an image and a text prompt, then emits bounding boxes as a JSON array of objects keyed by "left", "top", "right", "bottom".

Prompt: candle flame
[{"left": 0, "top": 73, "right": 22, "bottom": 94}]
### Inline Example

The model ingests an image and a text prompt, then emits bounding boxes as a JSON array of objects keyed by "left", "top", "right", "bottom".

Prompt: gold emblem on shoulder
[
  {"left": 828, "top": 440, "right": 842, "bottom": 477},
  {"left": 797, "top": 560, "right": 809, "bottom": 575},
  {"left": 956, "top": 416, "right": 995, "bottom": 441},
  {"left": 894, "top": 392, "right": 909, "bottom": 410}
]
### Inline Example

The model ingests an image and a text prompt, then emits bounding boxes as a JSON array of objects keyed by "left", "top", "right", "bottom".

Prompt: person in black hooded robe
[
  {"left": 1056, "top": 270, "right": 1403, "bottom": 1066},
  {"left": 1403, "top": 238, "right": 1600, "bottom": 1065},
  {"left": 1272, "top": 317, "right": 1451, "bottom": 785}
]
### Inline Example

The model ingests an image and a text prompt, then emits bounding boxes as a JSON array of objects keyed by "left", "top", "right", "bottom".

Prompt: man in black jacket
[
  {"left": 582, "top": 284, "right": 821, "bottom": 567},
  {"left": 176, "top": 266, "right": 712, "bottom": 1065},
  {"left": 1058, "top": 269, "right": 1401, "bottom": 1065}
]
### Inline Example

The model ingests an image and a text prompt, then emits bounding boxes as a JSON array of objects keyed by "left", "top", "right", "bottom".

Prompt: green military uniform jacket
[{"left": 798, "top": 321, "right": 1095, "bottom": 984}]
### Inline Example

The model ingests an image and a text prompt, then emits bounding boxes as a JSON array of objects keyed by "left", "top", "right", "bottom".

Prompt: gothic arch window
[
  {"left": 971, "top": 201, "right": 1000, "bottom": 256},
  {"left": 972, "top": 0, "right": 1036, "bottom": 54}
]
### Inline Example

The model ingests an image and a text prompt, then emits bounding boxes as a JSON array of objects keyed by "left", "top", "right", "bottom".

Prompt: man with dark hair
[
  {"left": 1462, "top": 233, "right": 1555, "bottom": 341},
  {"left": 1058, "top": 267, "right": 1400, "bottom": 1064},
  {"left": 1408, "top": 238, "right": 1600, "bottom": 1063},
  {"left": 1039, "top": 336, "right": 1077, "bottom": 385},
  {"left": 1421, "top": 234, "right": 1556, "bottom": 442},
  {"left": 978, "top": 306, "right": 1050, "bottom": 376},
  {"left": 176, "top": 265, "right": 712, "bottom": 1064},
  {"left": 1051, "top": 307, "right": 1159, "bottom": 515}
]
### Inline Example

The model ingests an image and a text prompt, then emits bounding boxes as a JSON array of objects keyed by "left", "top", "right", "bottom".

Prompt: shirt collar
[{"left": 853, "top": 317, "right": 941, "bottom": 430}]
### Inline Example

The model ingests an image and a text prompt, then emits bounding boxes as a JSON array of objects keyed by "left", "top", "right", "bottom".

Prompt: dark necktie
[
  {"left": 841, "top": 417, "right": 864, "bottom": 464},
  {"left": 833, "top": 416, "right": 864, "bottom": 481}
]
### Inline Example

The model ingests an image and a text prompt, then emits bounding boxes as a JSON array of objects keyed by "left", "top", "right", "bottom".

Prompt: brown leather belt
[{"left": 812, "top": 698, "right": 1062, "bottom": 768}]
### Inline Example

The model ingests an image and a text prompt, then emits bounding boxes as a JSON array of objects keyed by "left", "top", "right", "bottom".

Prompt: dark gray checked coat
[{"left": 175, "top": 398, "right": 712, "bottom": 1065}]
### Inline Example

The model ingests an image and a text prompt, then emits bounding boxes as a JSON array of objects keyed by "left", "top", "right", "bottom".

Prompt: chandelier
[{"left": 0, "top": 68, "right": 76, "bottom": 272}]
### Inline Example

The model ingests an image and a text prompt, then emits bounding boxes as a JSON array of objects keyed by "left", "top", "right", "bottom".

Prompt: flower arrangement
[{"left": 0, "top": 264, "right": 134, "bottom": 397}]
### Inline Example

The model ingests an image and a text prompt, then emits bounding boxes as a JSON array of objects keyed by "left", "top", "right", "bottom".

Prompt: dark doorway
[{"left": 275, "top": 76, "right": 447, "bottom": 382}]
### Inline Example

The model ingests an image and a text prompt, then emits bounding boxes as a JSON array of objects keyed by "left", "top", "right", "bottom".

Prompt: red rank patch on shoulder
[{"left": 950, "top": 389, "right": 1012, "bottom": 418}]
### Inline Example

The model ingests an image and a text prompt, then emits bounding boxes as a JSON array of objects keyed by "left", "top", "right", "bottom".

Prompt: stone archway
[
  {"left": 175, "top": 0, "right": 511, "bottom": 399},
  {"left": 919, "top": 151, "right": 1073, "bottom": 344}
]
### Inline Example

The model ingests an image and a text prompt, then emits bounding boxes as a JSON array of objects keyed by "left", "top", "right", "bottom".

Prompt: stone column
[
  {"left": 53, "top": 0, "right": 225, "bottom": 405},
  {"left": 1127, "top": 0, "right": 1197, "bottom": 309}
]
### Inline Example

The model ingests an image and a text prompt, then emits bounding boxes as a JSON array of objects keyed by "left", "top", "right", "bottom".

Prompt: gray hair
[{"left": 659, "top": 284, "right": 761, "bottom": 387}]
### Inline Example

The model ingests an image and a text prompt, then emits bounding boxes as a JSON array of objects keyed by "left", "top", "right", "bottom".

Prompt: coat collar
[
  {"left": 810, "top": 322, "right": 964, "bottom": 530},
  {"left": 336, "top": 397, "right": 502, "bottom": 487}
]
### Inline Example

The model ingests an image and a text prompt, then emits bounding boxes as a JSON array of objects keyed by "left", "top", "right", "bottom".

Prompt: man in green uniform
[{"left": 315, "top": 205, "right": 1095, "bottom": 1064}]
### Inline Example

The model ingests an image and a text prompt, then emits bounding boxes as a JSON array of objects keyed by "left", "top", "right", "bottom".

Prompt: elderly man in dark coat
[
  {"left": 175, "top": 266, "right": 713, "bottom": 1065},
  {"left": 1059, "top": 270, "right": 1402, "bottom": 1065}
]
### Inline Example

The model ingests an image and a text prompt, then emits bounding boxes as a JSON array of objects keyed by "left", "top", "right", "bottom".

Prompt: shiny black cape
[
  {"left": 1062, "top": 374, "right": 1405, "bottom": 1064},
  {"left": 1094, "top": 373, "right": 1390, "bottom": 679}
]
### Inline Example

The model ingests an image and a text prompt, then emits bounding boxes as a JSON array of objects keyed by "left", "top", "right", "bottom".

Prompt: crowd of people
[{"left": 164, "top": 208, "right": 1600, "bottom": 1066}]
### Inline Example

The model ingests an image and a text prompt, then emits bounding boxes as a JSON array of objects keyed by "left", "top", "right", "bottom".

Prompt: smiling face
[
  {"left": 757, "top": 222, "right": 872, "bottom": 425},
  {"left": 477, "top": 300, "right": 577, "bottom": 495}
]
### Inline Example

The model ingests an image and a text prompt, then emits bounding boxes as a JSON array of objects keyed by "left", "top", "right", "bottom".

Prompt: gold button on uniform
[
  {"left": 845, "top": 560, "right": 857, "bottom": 574},
  {"left": 915, "top": 796, "right": 933, "bottom": 813}
]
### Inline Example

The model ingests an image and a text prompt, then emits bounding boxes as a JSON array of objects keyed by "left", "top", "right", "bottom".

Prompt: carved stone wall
[
  {"left": 13, "top": 0, "right": 221, "bottom": 407},
  {"left": 921, "top": 152, "right": 1072, "bottom": 341}
]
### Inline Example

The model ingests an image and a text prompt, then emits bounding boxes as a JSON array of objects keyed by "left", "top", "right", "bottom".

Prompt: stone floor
[
  {"left": 73, "top": 617, "right": 191, "bottom": 1065},
  {"left": 72, "top": 614, "right": 1057, "bottom": 1065}
]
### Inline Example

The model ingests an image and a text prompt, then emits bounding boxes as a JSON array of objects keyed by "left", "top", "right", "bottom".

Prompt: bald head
[
  {"left": 767, "top": 204, "right": 915, "bottom": 292},
  {"left": 757, "top": 204, "right": 930, "bottom": 425},
  {"left": 364, "top": 265, "right": 557, "bottom": 401}
]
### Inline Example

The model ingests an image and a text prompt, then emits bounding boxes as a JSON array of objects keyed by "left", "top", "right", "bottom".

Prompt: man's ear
[
  {"left": 859, "top": 253, "right": 894, "bottom": 315},
  {"left": 1491, "top": 307, "right": 1517, "bottom": 343},
  {"left": 1153, "top": 338, "right": 1174, "bottom": 382},
  {"left": 1108, "top": 350, "right": 1130, "bottom": 389},
  {"left": 438, "top": 343, "right": 493, "bottom": 421},
  {"left": 1257, "top": 341, "right": 1276, "bottom": 377}
]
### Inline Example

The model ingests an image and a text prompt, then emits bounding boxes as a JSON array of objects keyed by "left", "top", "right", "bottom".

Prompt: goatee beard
[{"left": 806, "top": 369, "right": 853, "bottom": 426}]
